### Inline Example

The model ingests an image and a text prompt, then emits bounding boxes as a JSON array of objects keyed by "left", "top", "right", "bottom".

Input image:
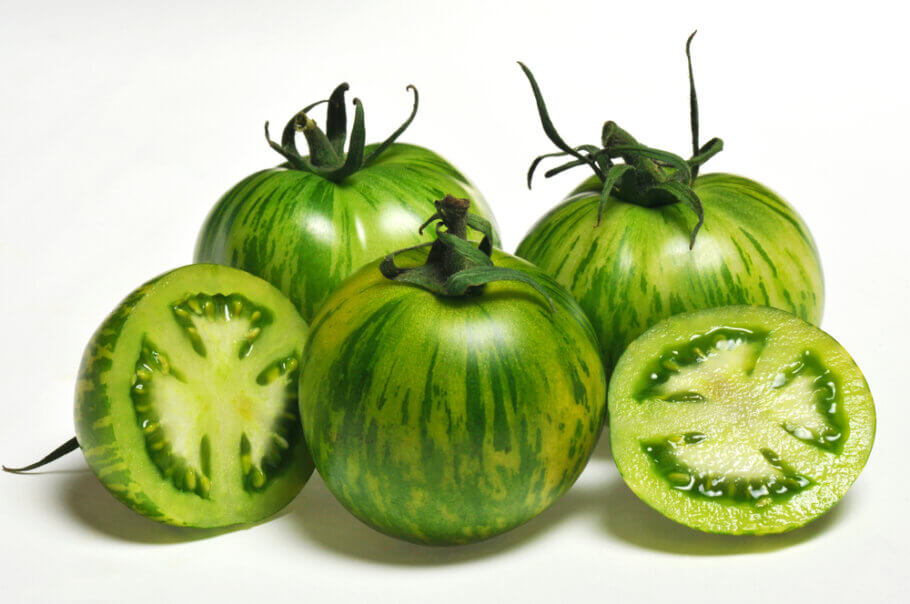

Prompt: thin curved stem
[
  {"left": 418, "top": 212, "right": 443, "bottom": 234},
  {"left": 3, "top": 437, "right": 79, "bottom": 473},
  {"left": 528, "top": 150, "right": 571, "bottom": 188}
]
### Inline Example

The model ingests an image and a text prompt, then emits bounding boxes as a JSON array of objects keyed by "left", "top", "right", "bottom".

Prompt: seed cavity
[
  {"left": 772, "top": 350, "right": 847, "bottom": 454},
  {"left": 130, "top": 339, "right": 210, "bottom": 498},
  {"left": 170, "top": 293, "right": 272, "bottom": 360},
  {"left": 130, "top": 320, "right": 301, "bottom": 498},
  {"left": 636, "top": 326, "right": 769, "bottom": 401},
  {"left": 239, "top": 355, "right": 302, "bottom": 493},
  {"left": 256, "top": 355, "right": 300, "bottom": 386},
  {"left": 642, "top": 435, "right": 813, "bottom": 506}
]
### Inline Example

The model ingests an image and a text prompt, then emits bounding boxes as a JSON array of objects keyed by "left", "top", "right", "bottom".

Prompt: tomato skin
[
  {"left": 195, "top": 143, "right": 498, "bottom": 322},
  {"left": 299, "top": 249, "right": 606, "bottom": 545},
  {"left": 516, "top": 172, "right": 824, "bottom": 373}
]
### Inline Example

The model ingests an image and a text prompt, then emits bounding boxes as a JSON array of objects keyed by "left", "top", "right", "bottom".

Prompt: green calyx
[
  {"left": 264, "top": 82, "right": 419, "bottom": 182},
  {"left": 520, "top": 31, "right": 723, "bottom": 249},
  {"left": 380, "top": 195, "right": 553, "bottom": 309}
]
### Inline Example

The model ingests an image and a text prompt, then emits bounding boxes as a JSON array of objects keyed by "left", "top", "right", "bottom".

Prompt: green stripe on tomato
[
  {"left": 196, "top": 143, "right": 498, "bottom": 322},
  {"left": 300, "top": 249, "right": 606, "bottom": 544},
  {"left": 516, "top": 173, "right": 824, "bottom": 373}
]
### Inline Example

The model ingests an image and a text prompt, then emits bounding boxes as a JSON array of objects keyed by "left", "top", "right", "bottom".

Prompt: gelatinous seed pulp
[
  {"left": 129, "top": 292, "right": 299, "bottom": 498},
  {"left": 642, "top": 436, "right": 812, "bottom": 505},
  {"left": 773, "top": 351, "right": 845, "bottom": 453},
  {"left": 170, "top": 293, "right": 273, "bottom": 359},
  {"left": 634, "top": 326, "right": 843, "bottom": 507},
  {"left": 636, "top": 327, "right": 768, "bottom": 398}
]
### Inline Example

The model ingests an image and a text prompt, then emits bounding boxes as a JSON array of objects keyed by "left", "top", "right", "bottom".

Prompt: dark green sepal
[
  {"left": 466, "top": 213, "right": 500, "bottom": 250},
  {"left": 650, "top": 181, "right": 705, "bottom": 249},
  {"left": 364, "top": 85, "right": 418, "bottom": 166},
  {"left": 689, "top": 137, "right": 724, "bottom": 169},
  {"left": 686, "top": 30, "right": 701, "bottom": 164},
  {"left": 264, "top": 122, "right": 308, "bottom": 171},
  {"left": 442, "top": 266, "right": 553, "bottom": 308},
  {"left": 380, "top": 195, "right": 553, "bottom": 309},
  {"left": 301, "top": 115, "right": 342, "bottom": 167},
  {"left": 605, "top": 144, "right": 692, "bottom": 184},
  {"left": 519, "top": 31, "right": 720, "bottom": 247},
  {"left": 262, "top": 82, "right": 420, "bottom": 183},
  {"left": 436, "top": 227, "right": 493, "bottom": 268},
  {"left": 544, "top": 158, "right": 590, "bottom": 179},
  {"left": 518, "top": 61, "right": 606, "bottom": 181},
  {"left": 527, "top": 145, "right": 604, "bottom": 188},
  {"left": 319, "top": 98, "right": 366, "bottom": 181},
  {"left": 596, "top": 163, "right": 634, "bottom": 226},
  {"left": 326, "top": 83, "right": 350, "bottom": 155}
]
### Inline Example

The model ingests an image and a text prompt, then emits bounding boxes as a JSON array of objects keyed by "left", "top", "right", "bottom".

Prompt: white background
[{"left": 1, "top": 1, "right": 908, "bottom": 601}]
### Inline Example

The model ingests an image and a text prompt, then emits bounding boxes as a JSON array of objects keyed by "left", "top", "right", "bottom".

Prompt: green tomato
[
  {"left": 299, "top": 249, "right": 606, "bottom": 544},
  {"left": 608, "top": 305, "right": 875, "bottom": 535},
  {"left": 516, "top": 173, "right": 824, "bottom": 373},
  {"left": 74, "top": 264, "right": 313, "bottom": 527}
]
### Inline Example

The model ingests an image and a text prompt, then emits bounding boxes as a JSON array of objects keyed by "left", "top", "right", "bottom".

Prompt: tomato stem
[
  {"left": 380, "top": 197, "right": 554, "bottom": 308},
  {"left": 3, "top": 437, "right": 79, "bottom": 473}
]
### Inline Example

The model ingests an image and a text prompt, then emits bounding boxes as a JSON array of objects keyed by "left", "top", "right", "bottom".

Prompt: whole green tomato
[{"left": 515, "top": 38, "right": 823, "bottom": 373}]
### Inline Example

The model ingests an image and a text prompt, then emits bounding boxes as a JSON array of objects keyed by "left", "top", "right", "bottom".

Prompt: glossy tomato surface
[
  {"left": 196, "top": 143, "right": 498, "bottom": 322},
  {"left": 516, "top": 173, "right": 824, "bottom": 373}
]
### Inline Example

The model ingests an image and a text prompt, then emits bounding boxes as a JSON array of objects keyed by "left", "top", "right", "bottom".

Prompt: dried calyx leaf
[
  {"left": 380, "top": 195, "right": 554, "bottom": 309},
  {"left": 264, "top": 82, "right": 419, "bottom": 182},
  {"left": 519, "top": 31, "right": 723, "bottom": 249}
]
